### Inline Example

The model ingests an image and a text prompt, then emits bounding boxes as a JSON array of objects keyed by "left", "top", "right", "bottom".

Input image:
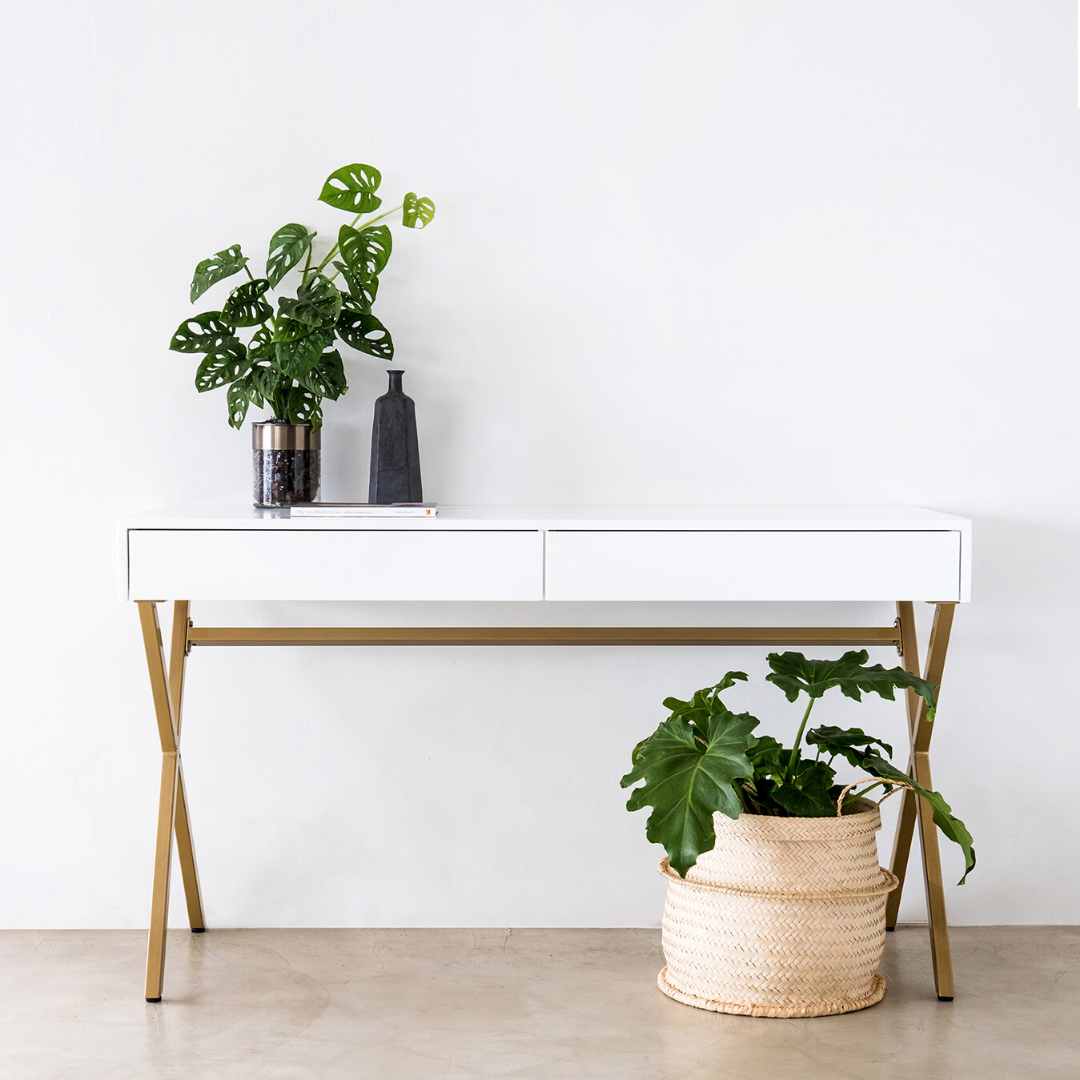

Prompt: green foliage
[
  {"left": 318, "top": 163, "right": 382, "bottom": 213},
  {"left": 222, "top": 279, "right": 273, "bottom": 328},
  {"left": 169, "top": 163, "right": 433, "bottom": 429},
  {"left": 190, "top": 245, "right": 248, "bottom": 303},
  {"left": 622, "top": 652, "right": 975, "bottom": 883},
  {"left": 766, "top": 650, "right": 937, "bottom": 719},
  {"left": 169, "top": 313, "right": 237, "bottom": 353},
  {"left": 266, "top": 224, "right": 315, "bottom": 288},
  {"left": 339, "top": 224, "right": 392, "bottom": 280},
  {"left": 402, "top": 192, "right": 436, "bottom": 229},
  {"left": 621, "top": 673, "right": 758, "bottom": 878},
  {"left": 277, "top": 273, "right": 342, "bottom": 328},
  {"left": 336, "top": 306, "right": 394, "bottom": 359}
]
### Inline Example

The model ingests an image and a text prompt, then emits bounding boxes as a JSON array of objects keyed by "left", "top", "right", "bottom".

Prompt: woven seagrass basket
[{"left": 658, "top": 797, "right": 898, "bottom": 1018}]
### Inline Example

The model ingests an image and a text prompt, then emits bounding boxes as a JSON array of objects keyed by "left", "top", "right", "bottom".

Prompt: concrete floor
[{"left": 0, "top": 926, "right": 1077, "bottom": 1079}]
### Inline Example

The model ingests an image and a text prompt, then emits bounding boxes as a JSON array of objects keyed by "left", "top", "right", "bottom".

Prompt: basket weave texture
[{"left": 658, "top": 799, "right": 898, "bottom": 1018}]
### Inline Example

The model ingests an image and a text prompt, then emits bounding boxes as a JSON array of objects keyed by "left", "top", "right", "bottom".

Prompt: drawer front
[
  {"left": 545, "top": 530, "right": 962, "bottom": 602},
  {"left": 128, "top": 529, "right": 544, "bottom": 601}
]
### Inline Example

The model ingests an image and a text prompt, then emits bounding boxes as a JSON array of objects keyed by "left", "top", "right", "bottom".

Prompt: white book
[{"left": 289, "top": 503, "right": 438, "bottom": 519}]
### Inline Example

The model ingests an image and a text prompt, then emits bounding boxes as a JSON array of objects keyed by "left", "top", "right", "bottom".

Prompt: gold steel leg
[
  {"left": 168, "top": 602, "right": 204, "bottom": 932},
  {"left": 913, "top": 602, "right": 956, "bottom": 999},
  {"left": 886, "top": 602, "right": 957, "bottom": 998},
  {"left": 146, "top": 750, "right": 178, "bottom": 1001},
  {"left": 886, "top": 601, "right": 921, "bottom": 929}
]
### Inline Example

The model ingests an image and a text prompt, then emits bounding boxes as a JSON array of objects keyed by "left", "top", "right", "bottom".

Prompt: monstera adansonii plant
[{"left": 169, "top": 163, "right": 435, "bottom": 430}]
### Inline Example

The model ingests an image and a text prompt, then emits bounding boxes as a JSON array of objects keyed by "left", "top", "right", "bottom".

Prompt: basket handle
[{"left": 836, "top": 777, "right": 915, "bottom": 817}]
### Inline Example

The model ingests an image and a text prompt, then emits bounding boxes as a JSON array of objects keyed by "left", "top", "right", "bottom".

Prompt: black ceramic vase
[{"left": 368, "top": 370, "right": 422, "bottom": 503}]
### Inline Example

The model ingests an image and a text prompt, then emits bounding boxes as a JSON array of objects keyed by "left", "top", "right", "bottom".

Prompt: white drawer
[
  {"left": 127, "top": 529, "right": 544, "bottom": 601},
  {"left": 544, "top": 530, "right": 962, "bottom": 602}
]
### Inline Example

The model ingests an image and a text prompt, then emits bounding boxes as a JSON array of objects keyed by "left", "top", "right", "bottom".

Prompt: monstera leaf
[
  {"left": 169, "top": 312, "right": 237, "bottom": 353},
  {"left": 226, "top": 376, "right": 254, "bottom": 429},
  {"left": 222, "top": 279, "right": 272, "bottom": 327},
  {"left": 248, "top": 363, "right": 279, "bottom": 404},
  {"left": 247, "top": 325, "right": 276, "bottom": 361},
  {"left": 338, "top": 224, "right": 392, "bottom": 280},
  {"left": 286, "top": 385, "right": 322, "bottom": 428},
  {"left": 272, "top": 316, "right": 315, "bottom": 343},
  {"left": 298, "top": 349, "right": 347, "bottom": 401},
  {"left": 621, "top": 709, "right": 758, "bottom": 878},
  {"left": 402, "top": 192, "right": 435, "bottom": 228},
  {"left": 266, "top": 223, "right": 315, "bottom": 288},
  {"left": 318, "top": 163, "right": 382, "bottom": 214},
  {"left": 333, "top": 262, "right": 379, "bottom": 312},
  {"left": 766, "top": 650, "right": 937, "bottom": 719},
  {"left": 190, "top": 245, "right": 248, "bottom": 303},
  {"left": 194, "top": 340, "right": 249, "bottom": 392},
  {"left": 336, "top": 307, "right": 393, "bottom": 359},
  {"left": 277, "top": 273, "right": 342, "bottom": 328},
  {"left": 275, "top": 328, "right": 334, "bottom": 379}
]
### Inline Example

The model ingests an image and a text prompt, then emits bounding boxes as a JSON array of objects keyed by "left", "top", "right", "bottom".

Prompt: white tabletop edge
[{"left": 120, "top": 504, "right": 971, "bottom": 532}]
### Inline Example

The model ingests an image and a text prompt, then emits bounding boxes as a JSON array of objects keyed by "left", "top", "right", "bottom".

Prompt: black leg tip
[
  {"left": 885, "top": 926, "right": 895, "bottom": 932},
  {"left": 937, "top": 995, "right": 954, "bottom": 1002},
  {"left": 146, "top": 997, "right": 161, "bottom": 1003},
  {"left": 191, "top": 927, "right": 205, "bottom": 933}
]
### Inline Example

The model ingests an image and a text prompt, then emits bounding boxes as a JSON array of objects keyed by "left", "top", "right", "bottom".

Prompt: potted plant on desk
[
  {"left": 621, "top": 650, "right": 975, "bottom": 1018},
  {"left": 169, "top": 163, "right": 435, "bottom": 506}
]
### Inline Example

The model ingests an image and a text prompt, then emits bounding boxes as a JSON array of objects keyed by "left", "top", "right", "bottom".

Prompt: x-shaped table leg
[
  {"left": 887, "top": 600, "right": 957, "bottom": 1000},
  {"left": 137, "top": 601, "right": 205, "bottom": 1002}
]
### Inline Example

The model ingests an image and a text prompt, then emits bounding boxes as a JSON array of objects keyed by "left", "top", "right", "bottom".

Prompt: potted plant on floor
[
  {"left": 621, "top": 650, "right": 975, "bottom": 1018},
  {"left": 169, "top": 163, "right": 435, "bottom": 506}
]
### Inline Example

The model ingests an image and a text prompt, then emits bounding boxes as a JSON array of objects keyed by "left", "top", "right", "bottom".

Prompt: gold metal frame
[{"left": 136, "top": 600, "right": 957, "bottom": 1001}]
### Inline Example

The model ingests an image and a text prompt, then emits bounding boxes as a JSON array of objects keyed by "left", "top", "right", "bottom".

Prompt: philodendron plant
[
  {"left": 169, "top": 163, "right": 435, "bottom": 430},
  {"left": 621, "top": 650, "right": 975, "bottom": 883}
]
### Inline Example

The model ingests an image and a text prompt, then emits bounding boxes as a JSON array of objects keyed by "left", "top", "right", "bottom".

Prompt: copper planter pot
[{"left": 252, "top": 421, "right": 321, "bottom": 507}]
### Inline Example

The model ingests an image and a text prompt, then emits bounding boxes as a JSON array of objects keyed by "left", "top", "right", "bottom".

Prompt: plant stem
[
  {"left": 785, "top": 697, "right": 816, "bottom": 779},
  {"left": 243, "top": 264, "right": 256, "bottom": 282},
  {"left": 300, "top": 243, "right": 314, "bottom": 286},
  {"left": 314, "top": 203, "right": 404, "bottom": 274}
]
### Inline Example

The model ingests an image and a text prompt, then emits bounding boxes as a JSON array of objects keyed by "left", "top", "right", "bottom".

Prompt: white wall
[{"left": 1, "top": 1, "right": 1077, "bottom": 929}]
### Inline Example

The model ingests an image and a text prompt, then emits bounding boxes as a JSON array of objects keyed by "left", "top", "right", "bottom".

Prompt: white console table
[{"left": 120, "top": 505, "right": 971, "bottom": 1002}]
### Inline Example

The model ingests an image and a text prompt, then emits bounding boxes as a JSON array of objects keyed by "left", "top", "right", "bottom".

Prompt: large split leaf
[
  {"left": 277, "top": 272, "right": 342, "bottom": 328},
  {"left": 194, "top": 340, "right": 249, "bottom": 392},
  {"left": 333, "top": 262, "right": 379, "bottom": 312},
  {"left": 336, "top": 307, "right": 394, "bottom": 359},
  {"left": 169, "top": 312, "right": 236, "bottom": 353},
  {"left": 190, "top": 245, "right": 248, "bottom": 303},
  {"left": 222, "top": 279, "right": 272, "bottom": 327},
  {"left": 662, "top": 671, "right": 749, "bottom": 723},
  {"left": 275, "top": 328, "right": 334, "bottom": 379},
  {"left": 286, "top": 385, "right": 323, "bottom": 429},
  {"left": 266, "top": 223, "right": 315, "bottom": 288},
  {"left": 402, "top": 192, "right": 435, "bottom": 228},
  {"left": 298, "top": 349, "right": 347, "bottom": 401},
  {"left": 621, "top": 709, "right": 758, "bottom": 878},
  {"left": 769, "top": 759, "right": 837, "bottom": 817},
  {"left": 838, "top": 746, "right": 976, "bottom": 884},
  {"left": 318, "top": 163, "right": 383, "bottom": 214},
  {"left": 806, "top": 725, "right": 894, "bottom": 762},
  {"left": 766, "top": 650, "right": 937, "bottom": 719},
  {"left": 338, "top": 224, "right": 392, "bottom": 280}
]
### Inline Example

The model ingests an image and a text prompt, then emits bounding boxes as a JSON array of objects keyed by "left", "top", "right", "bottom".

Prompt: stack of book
[{"left": 289, "top": 503, "right": 438, "bottom": 519}]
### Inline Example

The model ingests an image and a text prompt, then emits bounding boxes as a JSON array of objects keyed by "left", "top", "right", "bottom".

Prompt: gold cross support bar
[{"left": 186, "top": 625, "right": 903, "bottom": 649}]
